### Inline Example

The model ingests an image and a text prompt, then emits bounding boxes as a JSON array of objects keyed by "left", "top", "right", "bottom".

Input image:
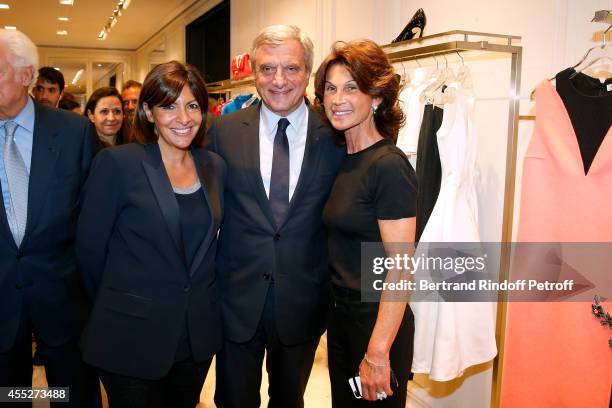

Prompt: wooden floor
[{"left": 31, "top": 336, "right": 332, "bottom": 408}]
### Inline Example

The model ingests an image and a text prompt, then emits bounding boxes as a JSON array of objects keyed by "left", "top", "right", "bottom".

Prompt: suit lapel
[
  {"left": 240, "top": 105, "right": 278, "bottom": 229},
  {"left": 21, "top": 104, "right": 60, "bottom": 248},
  {"left": 0, "top": 180, "right": 13, "bottom": 246},
  {"left": 141, "top": 143, "right": 184, "bottom": 263},
  {"left": 188, "top": 150, "right": 214, "bottom": 276},
  {"left": 279, "top": 107, "right": 323, "bottom": 229}
]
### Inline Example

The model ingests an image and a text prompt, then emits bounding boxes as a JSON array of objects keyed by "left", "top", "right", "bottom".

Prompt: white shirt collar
[{"left": 260, "top": 100, "right": 308, "bottom": 140}]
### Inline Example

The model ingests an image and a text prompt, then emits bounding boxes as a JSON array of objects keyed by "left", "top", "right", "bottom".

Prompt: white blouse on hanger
[{"left": 396, "top": 68, "right": 434, "bottom": 155}]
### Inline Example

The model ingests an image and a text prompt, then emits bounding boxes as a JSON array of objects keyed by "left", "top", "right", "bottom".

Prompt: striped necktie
[{"left": 3, "top": 121, "right": 29, "bottom": 246}]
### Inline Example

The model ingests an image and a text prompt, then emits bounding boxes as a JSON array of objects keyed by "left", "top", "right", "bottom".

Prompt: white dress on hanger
[
  {"left": 396, "top": 68, "right": 434, "bottom": 155},
  {"left": 410, "top": 82, "right": 497, "bottom": 381}
]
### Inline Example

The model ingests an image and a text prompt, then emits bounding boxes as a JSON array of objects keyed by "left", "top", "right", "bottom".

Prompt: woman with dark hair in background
[
  {"left": 84, "top": 86, "right": 126, "bottom": 149},
  {"left": 59, "top": 97, "right": 82, "bottom": 114},
  {"left": 76, "top": 61, "right": 225, "bottom": 408},
  {"left": 315, "top": 40, "right": 417, "bottom": 407}
]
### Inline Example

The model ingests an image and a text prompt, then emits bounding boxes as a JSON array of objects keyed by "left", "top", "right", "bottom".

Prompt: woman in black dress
[{"left": 315, "top": 40, "right": 417, "bottom": 407}]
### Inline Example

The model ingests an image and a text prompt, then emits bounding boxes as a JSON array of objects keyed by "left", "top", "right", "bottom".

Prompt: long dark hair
[
  {"left": 84, "top": 86, "right": 126, "bottom": 146},
  {"left": 314, "top": 40, "right": 404, "bottom": 143},
  {"left": 134, "top": 61, "right": 208, "bottom": 147}
]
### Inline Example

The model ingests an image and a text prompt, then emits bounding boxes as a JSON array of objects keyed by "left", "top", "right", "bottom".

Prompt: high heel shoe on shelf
[{"left": 391, "top": 8, "right": 426, "bottom": 43}]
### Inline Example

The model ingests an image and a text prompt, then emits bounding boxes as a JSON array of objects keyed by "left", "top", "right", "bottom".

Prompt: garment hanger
[
  {"left": 442, "top": 54, "right": 456, "bottom": 85},
  {"left": 569, "top": 31, "right": 611, "bottom": 80},
  {"left": 396, "top": 60, "right": 407, "bottom": 86},
  {"left": 410, "top": 58, "right": 429, "bottom": 86},
  {"left": 428, "top": 54, "right": 454, "bottom": 102},
  {"left": 531, "top": 20, "right": 612, "bottom": 99},
  {"left": 420, "top": 55, "right": 448, "bottom": 103},
  {"left": 454, "top": 50, "right": 474, "bottom": 92}
]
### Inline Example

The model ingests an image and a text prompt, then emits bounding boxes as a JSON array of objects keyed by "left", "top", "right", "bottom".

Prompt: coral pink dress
[{"left": 501, "top": 79, "right": 612, "bottom": 407}]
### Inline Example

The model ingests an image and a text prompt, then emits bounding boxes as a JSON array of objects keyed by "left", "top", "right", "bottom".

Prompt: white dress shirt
[{"left": 259, "top": 101, "right": 308, "bottom": 200}]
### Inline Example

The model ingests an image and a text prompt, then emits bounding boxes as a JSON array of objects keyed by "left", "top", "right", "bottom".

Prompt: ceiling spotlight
[
  {"left": 71, "top": 68, "right": 84, "bottom": 85},
  {"left": 59, "top": 0, "right": 74, "bottom": 5},
  {"left": 97, "top": 63, "right": 102, "bottom": 67},
  {"left": 58, "top": 17, "right": 69, "bottom": 22},
  {"left": 97, "top": 0, "right": 130, "bottom": 40},
  {"left": 0, "top": 4, "right": 10, "bottom": 10},
  {"left": 4, "top": 25, "right": 16, "bottom": 30},
  {"left": 56, "top": 30, "right": 68, "bottom": 36}
]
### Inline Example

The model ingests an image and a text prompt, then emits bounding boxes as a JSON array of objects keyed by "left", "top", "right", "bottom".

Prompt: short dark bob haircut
[
  {"left": 134, "top": 61, "right": 208, "bottom": 146},
  {"left": 314, "top": 40, "right": 404, "bottom": 143}
]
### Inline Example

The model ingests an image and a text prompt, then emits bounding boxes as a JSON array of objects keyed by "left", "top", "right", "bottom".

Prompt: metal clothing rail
[
  {"left": 207, "top": 76, "right": 255, "bottom": 94},
  {"left": 380, "top": 30, "right": 522, "bottom": 408}
]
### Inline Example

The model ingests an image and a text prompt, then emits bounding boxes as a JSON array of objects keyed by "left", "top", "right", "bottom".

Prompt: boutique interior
[{"left": 2, "top": 0, "right": 610, "bottom": 407}]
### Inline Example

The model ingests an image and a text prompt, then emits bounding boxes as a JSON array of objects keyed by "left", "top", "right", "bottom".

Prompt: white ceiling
[{"left": 0, "top": 0, "right": 196, "bottom": 50}]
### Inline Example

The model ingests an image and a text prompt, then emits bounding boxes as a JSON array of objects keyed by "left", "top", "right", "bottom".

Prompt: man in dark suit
[
  {"left": 0, "top": 29, "right": 98, "bottom": 407},
  {"left": 208, "top": 25, "right": 345, "bottom": 408}
]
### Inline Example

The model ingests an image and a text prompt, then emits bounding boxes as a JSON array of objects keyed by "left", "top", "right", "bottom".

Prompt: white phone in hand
[{"left": 348, "top": 374, "right": 363, "bottom": 399}]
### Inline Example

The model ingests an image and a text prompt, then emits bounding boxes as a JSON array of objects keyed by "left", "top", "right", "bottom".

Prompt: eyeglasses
[{"left": 256, "top": 64, "right": 304, "bottom": 78}]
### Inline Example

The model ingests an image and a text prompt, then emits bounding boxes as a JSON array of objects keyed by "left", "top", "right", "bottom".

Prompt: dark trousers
[
  {"left": 99, "top": 358, "right": 211, "bottom": 408},
  {"left": 327, "top": 286, "right": 414, "bottom": 408},
  {"left": 214, "top": 285, "right": 320, "bottom": 408},
  {"left": 0, "top": 303, "right": 101, "bottom": 408}
]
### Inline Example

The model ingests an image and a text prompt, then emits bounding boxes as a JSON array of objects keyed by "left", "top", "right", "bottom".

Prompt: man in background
[
  {"left": 31, "top": 66, "right": 64, "bottom": 107},
  {"left": 120, "top": 79, "right": 141, "bottom": 142}
]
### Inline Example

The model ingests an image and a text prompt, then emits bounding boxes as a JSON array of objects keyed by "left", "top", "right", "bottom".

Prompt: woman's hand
[
  {"left": 356, "top": 217, "right": 416, "bottom": 402},
  {"left": 358, "top": 353, "right": 393, "bottom": 401}
]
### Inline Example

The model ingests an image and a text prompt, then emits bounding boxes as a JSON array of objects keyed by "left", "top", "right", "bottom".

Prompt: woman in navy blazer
[{"left": 76, "top": 61, "right": 225, "bottom": 408}]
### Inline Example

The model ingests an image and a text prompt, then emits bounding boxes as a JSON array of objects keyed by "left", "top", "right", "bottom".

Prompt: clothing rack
[
  {"left": 206, "top": 76, "right": 255, "bottom": 94},
  {"left": 381, "top": 30, "right": 522, "bottom": 408}
]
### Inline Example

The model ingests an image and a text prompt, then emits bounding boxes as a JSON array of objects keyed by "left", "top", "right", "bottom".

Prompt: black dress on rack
[
  {"left": 555, "top": 68, "right": 612, "bottom": 174},
  {"left": 415, "top": 104, "right": 444, "bottom": 242}
]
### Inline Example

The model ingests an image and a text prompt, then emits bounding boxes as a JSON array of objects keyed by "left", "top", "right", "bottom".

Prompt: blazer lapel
[
  {"left": 279, "top": 107, "right": 323, "bottom": 229},
  {"left": 21, "top": 104, "right": 59, "bottom": 248},
  {"left": 188, "top": 151, "right": 215, "bottom": 276},
  {"left": 0, "top": 181, "right": 14, "bottom": 246},
  {"left": 141, "top": 143, "right": 184, "bottom": 263},
  {"left": 240, "top": 105, "right": 278, "bottom": 230}
]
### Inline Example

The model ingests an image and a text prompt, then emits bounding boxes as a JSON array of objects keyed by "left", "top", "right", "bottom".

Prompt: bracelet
[{"left": 363, "top": 353, "right": 390, "bottom": 368}]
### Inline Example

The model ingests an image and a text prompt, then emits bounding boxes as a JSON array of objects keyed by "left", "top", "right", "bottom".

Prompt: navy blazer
[
  {"left": 208, "top": 104, "right": 345, "bottom": 345},
  {"left": 0, "top": 103, "right": 95, "bottom": 352},
  {"left": 76, "top": 143, "right": 225, "bottom": 379}
]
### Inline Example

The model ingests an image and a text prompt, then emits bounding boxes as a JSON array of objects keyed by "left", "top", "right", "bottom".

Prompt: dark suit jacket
[
  {"left": 0, "top": 102, "right": 95, "bottom": 352},
  {"left": 76, "top": 143, "right": 225, "bottom": 379},
  {"left": 207, "top": 104, "right": 345, "bottom": 345}
]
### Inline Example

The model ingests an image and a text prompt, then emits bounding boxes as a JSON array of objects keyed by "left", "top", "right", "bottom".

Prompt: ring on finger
[{"left": 376, "top": 391, "right": 387, "bottom": 400}]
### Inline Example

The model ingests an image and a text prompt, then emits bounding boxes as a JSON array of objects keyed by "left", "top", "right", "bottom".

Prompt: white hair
[
  {"left": 0, "top": 29, "right": 39, "bottom": 86},
  {"left": 250, "top": 25, "right": 314, "bottom": 73}
]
